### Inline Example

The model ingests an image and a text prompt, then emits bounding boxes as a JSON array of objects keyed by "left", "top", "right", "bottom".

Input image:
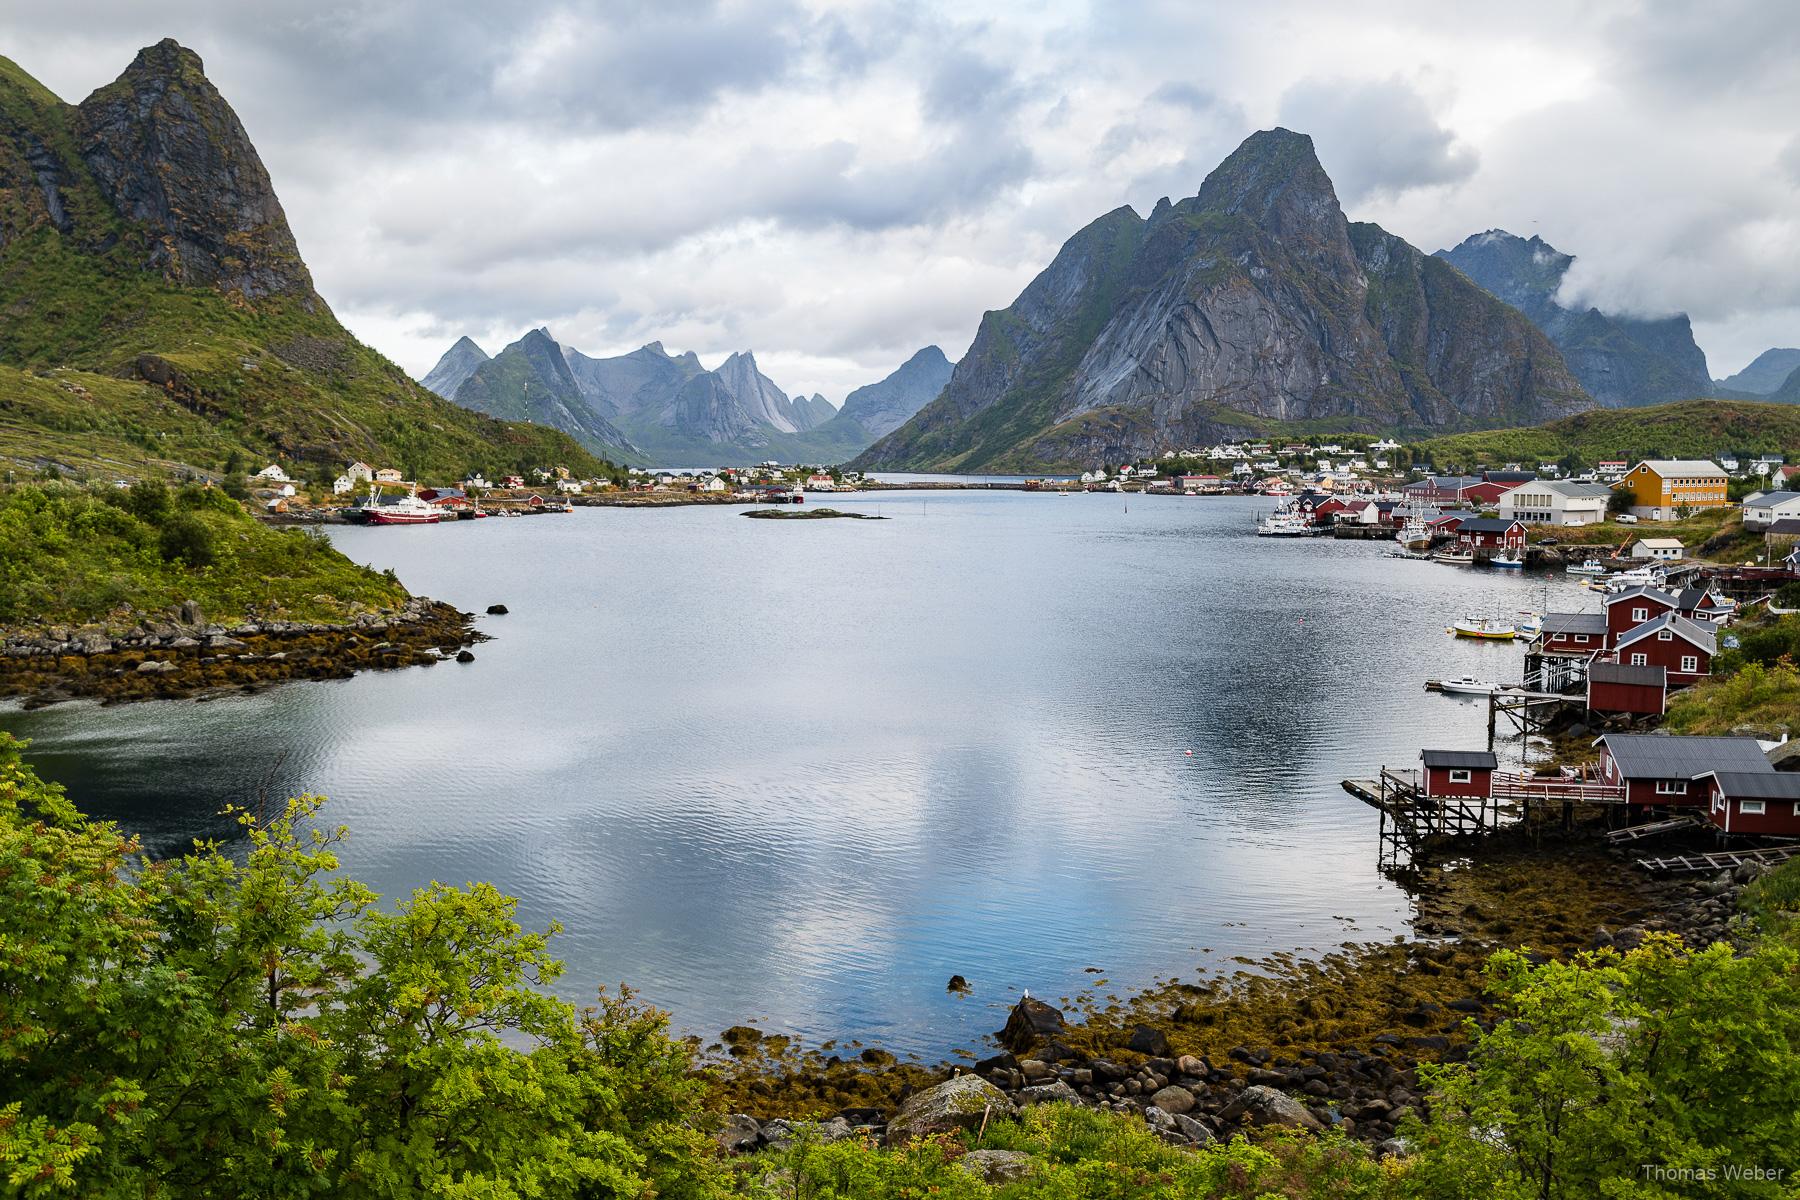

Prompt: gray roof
[
  {"left": 1615, "top": 611, "right": 1718, "bottom": 655},
  {"left": 1421, "top": 749, "right": 1498, "bottom": 770},
  {"left": 1541, "top": 612, "right": 1607, "bottom": 635},
  {"left": 1635, "top": 460, "right": 1728, "bottom": 478},
  {"left": 1588, "top": 661, "right": 1666, "bottom": 688},
  {"left": 1457, "top": 517, "right": 1523, "bottom": 533},
  {"left": 1505, "top": 479, "right": 1611, "bottom": 500},
  {"left": 1698, "top": 771, "right": 1800, "bottom": 799},
  {"left": 1598, "top": 733, "right": 1772, "bottom": 779},
  {"left": 1764, "top": 518, "right": 1800, "bottom": 537},
  {"left": 1603, "top": 584, "right": 1678, "bottom": 609},
  {"left": 1745, "top": 490, "right": 1800, "bottom": 507}
]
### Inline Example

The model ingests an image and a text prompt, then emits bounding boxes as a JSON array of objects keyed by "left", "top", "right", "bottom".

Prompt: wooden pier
[{"left": 1634, "top": 845, "right": 1799, "bottom": 874}]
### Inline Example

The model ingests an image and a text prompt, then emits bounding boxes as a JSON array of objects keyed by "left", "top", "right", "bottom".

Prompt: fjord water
[{"left": 1, "top": 493, "right": 1592, "bottom": 1058}]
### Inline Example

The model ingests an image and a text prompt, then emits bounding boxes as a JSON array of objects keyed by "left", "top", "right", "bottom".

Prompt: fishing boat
[
  {"left": 1450, "top": 616, "right": 1516, "bottom": 640},
  {"left": 1491, "top": 550, "right": 1524, "bottom": 569},
  {"left": 1395, "top": 518, "right": 1431, "bottom": 552},
  {"left": 1565, "top": 559, "right": 1608, "bottom": 576},
  {"left": 1427, "top": 676, "right": 1501, "bottom": 695},
  {"left": 1255, "top": 505, "right": 1311, "bottom": 536},
  {"left": 1516, "top": 612, "right": 1543, "bottom": 639},
  {"left": 362, "top": 486, "right": 442, "bottom": 526},
  {"left": 1603, "top": 566, "right": 1664, "bottom": 592},
  {"left": 1432, "top": 548, "right": 1475, "bottom": 565}
]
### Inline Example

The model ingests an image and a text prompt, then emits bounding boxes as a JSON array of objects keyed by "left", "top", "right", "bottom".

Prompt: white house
[
  {"left": 1742, "top": 490, "right": 1800, "bottom": 530},
  {"left": 332, "top": 475, "right": 355, "bottom": 495},
  {"left": 278, "top": 483, "right": 296, "bottom": 498},
  {"left": 345, "top": 461, "right": 374, "bottom": 483},
  {"left": 1632, "top": 537, "right": 1686, "bottom": 561},
  {"left": 463, "top": 474, "right": 492, "bottom": 490},
  {"left": 254, "top": 464, "right": 291, "bottom": 483},
  {"left": 1497, "top": 479, "right": 1613, "bottom": 526},
  {"left": 804, "top": 473, "right": 836, "bottom": 491},
  {"left": 375, "top": 467, "right": 404, "bottom": 484},
  {"left": 701, "top": 476, "right": 726, "bottom": 493}
]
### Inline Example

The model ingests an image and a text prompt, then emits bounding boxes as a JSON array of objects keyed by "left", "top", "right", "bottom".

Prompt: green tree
[
  {"left": 1403, "top": 937, "right": 1800, "bottom": 1200},
  {"left": 158, "top": 513, "right": 216, "bottom": 568},
  {"left": 1607, "top": 487, "right": 1633, "bottom": 516}
]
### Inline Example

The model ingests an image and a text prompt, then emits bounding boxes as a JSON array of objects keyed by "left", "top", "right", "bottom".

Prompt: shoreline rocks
[{"left": 0, "top": 597, "right": 481, "bottom": 707}]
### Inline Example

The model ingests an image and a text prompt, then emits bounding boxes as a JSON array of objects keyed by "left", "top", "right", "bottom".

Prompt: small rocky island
[{"left": 742, "top": 507, "right": 887, "bottom": 520}]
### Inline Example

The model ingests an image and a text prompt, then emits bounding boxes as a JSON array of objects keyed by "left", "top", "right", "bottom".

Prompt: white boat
[
  {"left": 362, "top": 486, "right": 442, "bottom": 526},
  {"left": 1432, "top": 549, "right": 1475, "bottom": 565},
  {"left": 1431, "top": 676, "right": 1501, "bottom": 695},
  {"left": 1603, "top": 566, "right": 1664, "bottom": 592},
  {"left": 1491, "top": 551, "right": 1524, "bottom": 569},
  {"left": 1395, "top": 517, "right": 1431, "bottom": 552},
  {"left": 1516, "top": 612, "right": 1543, "bottom": 638},
  {"left": 1256, "top": 512, "right": 1310, "bottom": 536},
  {"left": 1565, "top": 559, "right": 1608, "bottom": 576}
]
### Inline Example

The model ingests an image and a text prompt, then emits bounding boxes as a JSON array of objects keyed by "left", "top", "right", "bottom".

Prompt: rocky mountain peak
[
  {"left": 1194, "top": 127, "right": 1341, "bottom": 243},
  {"left": 75, "top": 38, "right": 315, "bottom": 303}
]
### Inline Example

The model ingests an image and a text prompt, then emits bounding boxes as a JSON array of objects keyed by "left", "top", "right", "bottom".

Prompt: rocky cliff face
[
  {"left": 1717, "top": 348, "right": 1800, "bottom": 396},
  {"left": 1435, "top": 230, "right": 1711, "bottom": 407},
  {"left": 420, "top": 336, "right": 489, "bottom": 399},
  {"left": 833, "top": 346, "right": 954, "bottom": 439},
  {"left": 562, "top": 341, "right": 704, "bottom": 417},
  {"left": 453, "top": 329, "right": 638, "bottom": 457},
  {"left": 74, "top": 39, "right": 316, "bottom": 303},
  {"left": 855, "top": 130, "right": 1592, "bottom": 472}
]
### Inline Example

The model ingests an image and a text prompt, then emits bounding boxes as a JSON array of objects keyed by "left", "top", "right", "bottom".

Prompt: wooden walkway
[
  {"left": 1635, "top": 845, "right": 1800, "bottom": 874},
  {"left": 1604, "top": 814, "right": 1707, "bottom": 844}
]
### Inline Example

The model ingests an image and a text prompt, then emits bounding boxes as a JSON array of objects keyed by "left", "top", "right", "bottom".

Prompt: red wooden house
[
  {"left": 1454, "top": 517, "right": 1527, "bottom": 549},
  {"left": 1586, "top": 661, "right": 1667, "bottom": 716},
  {"left": 1594, "top": 733, "right": 1773, "bottom": 809},
  {"left": 1427, "top": 514, "right": 1465, "bottom": 536},
  {"left": 1698, "top": 771, "right": 1800, "bottom": 837},
  {"left": 1612, "top": 613, "right": 1715, "bottom": 686},
  {"left": 1603, "top": 585, "right": 1678, "bottom": 642},
  {"left": 1674, "top": 585, "right": 1734, "bottom": 624},
  {"left": 1537, "top": 612, "right": 1608, "bottom": 655},
  {"left": 1462, "top": 480, "right": 1515, "bottom": 506},
  {"left": 1419, "top": 749, "right": 1496, "bottom": 798}
]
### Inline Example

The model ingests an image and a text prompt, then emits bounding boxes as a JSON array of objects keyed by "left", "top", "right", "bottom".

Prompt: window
[
  {"left": 1574, "top": 634, "right": 1590, "bottom": 644},
  {"left": 1654, "top": 780, "right": 1687, "bottom": 795},
  {"left": 1632, "top": 607, "right": 1648, "bottom": 621},
  {"left": 1448, "top": 769, "right": 1472, "bottom": 783},
  {"left": 1632, "top": 653, "right": 1648, "bottom": 666},
  {"left": 1741, "top": 800, "right": 1766, "bottom": 816},
  {"left": 1657, "top": 630, "right": 1673, "bottom": 641},
  {"left": 1681, "top": 655, "right": 1698, "bottom": 673}
]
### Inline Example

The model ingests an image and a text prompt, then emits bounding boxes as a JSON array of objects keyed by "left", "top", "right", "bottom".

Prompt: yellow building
[{"left": 1619, "top": 459, "right": 1728, "bottom": 521}]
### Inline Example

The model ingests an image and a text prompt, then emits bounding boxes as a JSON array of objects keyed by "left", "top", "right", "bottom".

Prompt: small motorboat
[
  {"left": 1428, "top": 676, "right": 1501, "bottom": 695},
  {"left": 1491, "top": 551, "right": 1524, "bottom": 569},
  {"left": 1432, "top": 549, "right": 1475, "bottom": 565},
  {"left": 1516, "top": 612, "right": 1543, "bottom": 638},
  {"left": 1565, "top": 559, "right": 1608, "bottom": 576},
  {"left": 1451, "top": 616, "right": 1517, "bottom": 640}
]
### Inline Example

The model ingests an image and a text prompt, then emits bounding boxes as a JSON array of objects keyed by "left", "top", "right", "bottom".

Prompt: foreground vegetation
[
  {"left": 5, "top": 739, "right": 1798, "bottom": 1198},
  {"left": 0, "top": 481, "right": 404, "bottom": 627}
]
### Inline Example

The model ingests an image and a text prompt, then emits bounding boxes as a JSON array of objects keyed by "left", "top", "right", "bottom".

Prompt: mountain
[
  {"left": 854, "top": 130, "right": 1591, "bottom": 473},
  {"left": 1717, "top": 348, "right": 1800, "bottom": 396},
  {"left": 1774, "top": 367, "right": 1800, "bottom": 404},
  {"left": 420, "top": 336, "right": 489, "bottom": 399},
  {"left": 1418, "top": 398, "right": 1800, "bottom": 468},
  {"left": 1435, "top": 230, "right": 1712, "bottom": 407},
  {"left": 0, "top": 40, "right": 613, "bottom": 481},
  {"left": 833, "top": 346, "right": 954, "bottom": 440},
  {"left": 453, "top": 329, "right": 637, "bottom": 457},
  {"left": 427, "top": 335, "right": 936, "bottom": 464}
]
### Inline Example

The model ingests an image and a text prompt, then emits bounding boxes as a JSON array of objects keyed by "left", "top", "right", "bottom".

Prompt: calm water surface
[{"left": 0, "top": 492, "right": 1592, "bottom": 1057}]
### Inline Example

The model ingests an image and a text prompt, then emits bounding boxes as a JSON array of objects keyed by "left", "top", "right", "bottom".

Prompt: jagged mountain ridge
[
  {"left": 0, "top": 40, "right": 613, "bottom": 479},
  {"left": 428, "top": 333, "right": 949, "bottom": 464},
  {"left": 854, "top": 129, "right": 1592, "bottom": 473},
  {"left": 829, "top": 346, "right": 953, "bottom": 440},
  {"left": 453, "top": 329, "right": 638, "bottom": 457},
  {"left": 1434, "top": 230, "right": 1712, "bottom": 407}
]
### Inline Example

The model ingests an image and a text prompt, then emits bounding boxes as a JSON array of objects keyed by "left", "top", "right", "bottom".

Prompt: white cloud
[{"left": 3, "top": 0, "right": 1797, "bottom": 388}]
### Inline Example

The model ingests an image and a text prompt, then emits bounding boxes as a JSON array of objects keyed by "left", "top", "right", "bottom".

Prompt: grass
[
  {"left": 1415, "top": 398, "right": 1800, "bottom": 471},
  {"left": 0, "top": 481, "right": 406, "bottom": 627}
]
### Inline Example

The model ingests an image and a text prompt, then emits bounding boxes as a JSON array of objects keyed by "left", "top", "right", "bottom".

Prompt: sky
[{"left": 4, "top": 0, "right": 1799, "bottom": 400}]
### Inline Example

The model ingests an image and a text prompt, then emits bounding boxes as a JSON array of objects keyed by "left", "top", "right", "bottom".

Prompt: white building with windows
[
  {"left": 1742, "top": 490, "right": 1800, "bottom": 530},
  {"left": 1496, "top": 479, "right": 1613, "bottom": 526},
  {"left": 254, "top": 464, "right": 291, "bottom": 483}
]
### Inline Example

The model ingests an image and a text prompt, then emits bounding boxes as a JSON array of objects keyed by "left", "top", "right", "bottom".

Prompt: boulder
[
  {"left": 1125, "top": 1025, "right": 1170, "bottom": 1056},
  {"left": 1018, "top": 1080, "right": 1081, "bottom": 1106},
  {"left": 1172, "top": 1113, "right": 1215, "bottom": 1145},
  {"left": 486, "top": 603, "right": 509, "bottom": 615},
  {"left": 759, "top": 1119, "right": 799, "bottom": 1152},
  {"left": 456, "top": 650, "right": 476, "bottom": 663},
  {"left": 958, "top": 1149, "right": 1036, "bottom": 1184},
  {"left": 178, "top": 599, "right": 205, "bottom": 627},
  {"left": 1150, "top": 1085, "right": 1196, "bottom": 1115},
  {"left": 715, "top": 1114, "right": 760, "bottom": 1153},
  {"left": 1175, "top": 1054, "right": 1209, "bottom": 1078},
  {"left": 886, "top": 1075, "right": 1015, "bottom": 1144},
  {"left": 998, "top": 996, "right": 1066, "bottom": 1052},
  {"left": 1219, "top": 1085, "right": 1323, "bottom": 1131}
]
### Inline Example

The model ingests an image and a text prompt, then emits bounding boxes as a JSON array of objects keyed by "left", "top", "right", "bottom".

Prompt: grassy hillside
[
  {"left": 0, "top": 481, "right": 404, "bottom": 626},
  {"left": 1414, "top": 398, "right": 1800, "bottom": 469}
]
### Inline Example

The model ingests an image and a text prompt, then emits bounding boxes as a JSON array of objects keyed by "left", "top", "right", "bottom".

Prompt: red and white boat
[{"left": 363, "top": 487, "right": 442, "bottom": 525}]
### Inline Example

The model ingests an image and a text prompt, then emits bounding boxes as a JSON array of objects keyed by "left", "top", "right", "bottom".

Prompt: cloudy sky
[{"left": 5, "top": 0, "right": 1799, "bottom": 398}]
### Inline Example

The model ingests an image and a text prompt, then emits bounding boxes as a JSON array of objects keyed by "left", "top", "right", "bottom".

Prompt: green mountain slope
[
  {"left": 0, "top": 41, "right": 613, "bottom": 482},
  {"left": 1415, "top": 398, "right": 1800, "bottom": 466}
]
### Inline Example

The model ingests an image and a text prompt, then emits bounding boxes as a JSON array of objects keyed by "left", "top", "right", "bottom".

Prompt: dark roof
[
  {"left": 1420, "top": 749, "right": 1498, "bottom": 770},
  {"left": 1588, "top": 661, "right": 1666, "bottom": 688},
  {"left": 1698, "top": 771, "right": 1800, "bottom": 799},
  {"left": 1457, "top": 517, "right": 1523, "bottom": 533},
  {"left": 1598, "top": 734, "right": 1772, "bottom": 779},
  {"left": 1763, "top": 518, "right": 1800, "bottom": 537},
  {"left": 1603, "top": 584, "right": 1677, "bottom": 607},
  {"left": 1674, "top": 585, "right": 1728, "bottom": 611},
  {"left": 1541, "top": 612, "right": 1607, "bottom": 635},
  {"left": 1615, "top": 611, "right": 1718, "bottom": 654},
  {"left": 1483, "top": 470, "right": 1537, "bottom": 484}
]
